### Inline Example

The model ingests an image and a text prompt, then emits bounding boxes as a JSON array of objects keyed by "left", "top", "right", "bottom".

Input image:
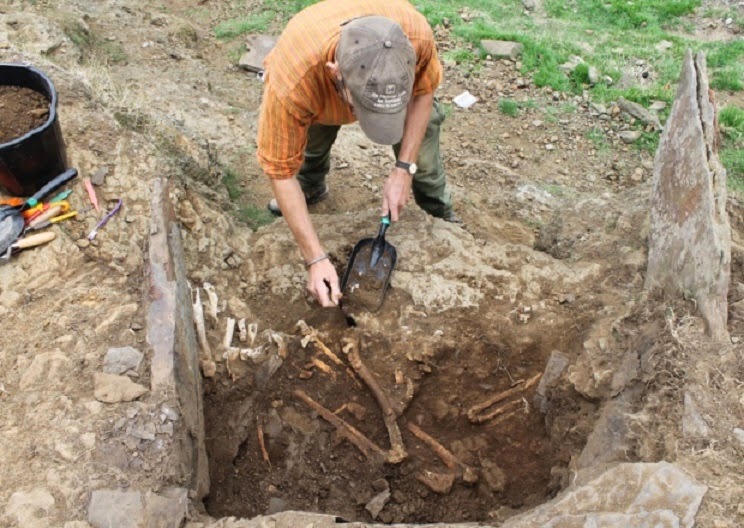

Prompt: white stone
[
  {"left": 6, "top": 489, "right": 56, "bottom": 527},
  {"left": 88, "top": 490, "right": 143, "bottom": 528},
  {"left": 103, "top": 346, "right": 144, "bottom": 375}
]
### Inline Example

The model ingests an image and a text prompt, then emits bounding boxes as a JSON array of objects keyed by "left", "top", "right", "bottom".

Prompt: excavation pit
[{"left": 202, "top": 288, "right": 597, "bottom": 524}]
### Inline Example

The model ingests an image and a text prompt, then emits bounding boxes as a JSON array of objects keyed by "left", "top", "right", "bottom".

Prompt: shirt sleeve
[
  {"left": 413, "top": 38, "right": 443, "bottom": 96},
  {"left": 256, "top": 85, "right": 309, "bottom": 179}
]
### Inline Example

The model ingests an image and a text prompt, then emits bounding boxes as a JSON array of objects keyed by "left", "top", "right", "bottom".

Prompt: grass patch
[
  {"left": 544, "top": 0, "right": 700, "bottom": 31},
  {"left": 222, "top": 168, "right": 243, "bottom": 201},
  {"left": 215, "top": 12, "right": 276, "bottom": 39},
  {"left": 720, "top": 106, "right": 744, "bottom": 186},
  {"left": 220, "top": 0, "right": 741, "bottom": 103},
  {"left": 498, "top": 98, "right": 520, "bottom": 117},
  {"left": 237, "top": 205, "right": 275, "bottom": 230},
  {"left": 443, "top": 47, "right": 476, "bottom": 64},
  {"left": 720, "top": 106, "right": 744, "bottom": 140},
  {"left": 635, "top": 131, "right": 660, "bottom": 153}
]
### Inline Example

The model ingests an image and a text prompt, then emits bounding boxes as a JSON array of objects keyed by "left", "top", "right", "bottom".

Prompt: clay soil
[{"left": 0, "top": 85, "right": 49, "bottom": 143}]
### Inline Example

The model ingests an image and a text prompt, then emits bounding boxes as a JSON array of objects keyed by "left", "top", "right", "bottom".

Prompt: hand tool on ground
[
  {"left": 340, "top": 214, "right": 397, "bottom": 313},
  {"left": 83, "top": 178, "right": 100, "bottom": 213},
  {"left": 1, "top": 231, "right": 56, "bottom": 260},
  {"left": 25, "top": 200, "right": 71, "bottom": 226},
  {"left": 0, "top": 168, "right": 78, "bottom": 255},
  {"left": 27, "top": 210, "right": 77, "bottom": 231},
  {"left": 87, "top": 198, "right": 122, "bottom": 240}
]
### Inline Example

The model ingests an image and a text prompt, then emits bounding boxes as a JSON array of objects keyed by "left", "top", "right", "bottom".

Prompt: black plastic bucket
[{"left": 0, "top": 63, "right": 67, "bottom": 197}]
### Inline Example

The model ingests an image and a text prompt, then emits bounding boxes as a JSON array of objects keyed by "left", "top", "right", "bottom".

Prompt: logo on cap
[{"left": 385, "top": 84, "right": 397, "bottom": 95}]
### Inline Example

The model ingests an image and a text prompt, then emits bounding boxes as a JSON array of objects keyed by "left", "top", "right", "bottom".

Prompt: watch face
[{"left": 409, "top": 163, "right": 418, "bottom": 175}]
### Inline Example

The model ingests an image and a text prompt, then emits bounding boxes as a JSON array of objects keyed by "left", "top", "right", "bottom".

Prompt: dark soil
[
  {"left": 203, "top": 303, "right": 596, "bottom": 524},
  {"left": 0, "top": 85, "right": 50, "bottom": 144}
]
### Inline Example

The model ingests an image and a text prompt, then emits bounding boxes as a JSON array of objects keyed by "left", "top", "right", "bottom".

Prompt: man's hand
[
  {"left": 383, "top": 167, "right": 413, "bottom": 221},
  {"left": 307, "top": 258, "right": 342, "bottom": 307}
]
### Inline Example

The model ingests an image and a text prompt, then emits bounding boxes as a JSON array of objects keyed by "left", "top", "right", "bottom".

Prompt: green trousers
[{"left": 297, "top": 101, "right": 453, "bottom": 218}]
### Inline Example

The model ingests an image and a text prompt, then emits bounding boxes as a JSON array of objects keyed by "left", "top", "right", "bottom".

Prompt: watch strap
[{"left": 395, "top": 160, "right": 412, "bottom": 172}]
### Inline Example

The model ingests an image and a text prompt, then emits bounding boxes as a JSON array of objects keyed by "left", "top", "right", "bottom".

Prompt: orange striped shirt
[{"left": 257, "top": 0, "right": 442, "bottom": 179}]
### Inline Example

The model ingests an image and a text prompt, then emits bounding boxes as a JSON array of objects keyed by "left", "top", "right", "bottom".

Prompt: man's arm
[
  {"left": 271, "top": 178, "right": 342, "bottom": 307},
  {"left": 383, "top": 92, "right": 434, "bottom": 221}
]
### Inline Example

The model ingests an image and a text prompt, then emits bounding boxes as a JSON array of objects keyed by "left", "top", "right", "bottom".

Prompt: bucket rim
[{"left": 0, "top": 62, "right": 59, "bottom": 149}]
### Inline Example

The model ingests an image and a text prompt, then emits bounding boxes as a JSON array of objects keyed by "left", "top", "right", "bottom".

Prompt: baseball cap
[{"left": 337, "top": 16, "right": 416, "bottom": 145}]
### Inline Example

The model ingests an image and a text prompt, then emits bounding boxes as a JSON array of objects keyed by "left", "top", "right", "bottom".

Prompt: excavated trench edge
[{"left": 146, "top": 177, "right": 586, "bottom": 527}]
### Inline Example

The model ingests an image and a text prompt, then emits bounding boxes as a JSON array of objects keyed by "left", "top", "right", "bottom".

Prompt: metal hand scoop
[{"left": 341, "top": 214, "right": 397, "bottom": 313}]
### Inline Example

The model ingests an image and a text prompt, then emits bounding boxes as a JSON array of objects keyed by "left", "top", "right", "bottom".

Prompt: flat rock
[
  {"left": 619, "top": 130, "right": 643, "bottom": 144},
  {"left": 6, "top": 488, "right": 55, "bottom": 527},
  {"left": 238, "top": 35, "right": 278, "bottom": 72},
  {"left": 577, "top": 393, "right": 635, "bottom": 469},
  {"left": 364, "top": 490, "right": 390, "bottom": 519},
  {"left": 103, "top": 346, "right": 144, "bottom": 375},
  {"left": 618, "top": 97, "right": 662, "bottom": 130},
  {"left": 682, "top": 392, "right": 711, "bottom": 439},
  {"left": 416, "top": 471, "right": 455, "bottom": 494},
  {"left": 88, "top": 490, "right": 143, "bottom": 528},
  {"left": 143, "top": 488, "right": 188, "bottom": 528},
  {"left": 502, "top": 462, "right": 707, "bottom": 528},
  {"left": 535, "top": 350, "right": 569, "bottom": 412},
  {"left": 481, "top": 40, "right": 523, "bottom": 60},
  {"left": 93, "top": 372, "right": 148, "bottom": 403}
]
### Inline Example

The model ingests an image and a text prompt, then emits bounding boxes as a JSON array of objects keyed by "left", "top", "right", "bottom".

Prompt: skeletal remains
[{"left": 190, "top": 288, "right": 542, "bottom": 497}]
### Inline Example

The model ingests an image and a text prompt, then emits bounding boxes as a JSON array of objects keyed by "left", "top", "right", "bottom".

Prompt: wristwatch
[{"left": 395, "top": 160, "right": 418, "bottom": 175}]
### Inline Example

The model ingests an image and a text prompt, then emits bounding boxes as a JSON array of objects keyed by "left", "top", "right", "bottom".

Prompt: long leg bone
[
  {"left": 223, "top": 318, "right": 236, "bottom": 349},
  {"left": 343, "top": 336, "right": 407, "bottom": 464},
  {"left": 406, "top": 422, "right": 478, "bottom": 483},
  {"left": 257, "top": 418, "right": 271, "bottom": 468},
  {"left": 191, "top": 288, "right": 212, "bottom": 359},
  {"left": 203, "top": 282, "right": 219, "bottom": 322},
  {"left": 295, "top": 389, "right": 384, "bottom": 462},
  {"left": 467, "top": 373, "right": 542, "bottom": 424},
  {"left": 472, "top": 398, "right": 522, "bottom": 424}
]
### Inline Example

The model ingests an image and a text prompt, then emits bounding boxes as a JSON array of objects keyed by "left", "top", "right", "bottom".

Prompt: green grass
[
  {"left": 720, "top": 106, "right": 744, "bottom": 141},
  {"left": 222, "top": 168, "right": 243, "bottom": 201},
  {"left": 237, "top": 205, "right": 275, "bottom": 230},
  {"left": 215, "top": 12, "right": 276, "bottom": 39},
  {"left": 214, "top": 0, "right": 741, "bottom": 103},
  {"left": 720, "top": 106, "right": 744, "bottom": 186},
  {"left": 498, "top": 98, "right": 520, "bottom": 117},
  {"left": 221, "top": 166, "right": 275, "bottom": 230},
  {"left": 544, "top": 0, "right": 700, "bottom": 31}
]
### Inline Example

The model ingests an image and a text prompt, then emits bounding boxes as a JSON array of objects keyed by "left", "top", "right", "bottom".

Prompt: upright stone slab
[
  {"left": 646, "top": 50, "right": 731, "bottom": 341},
  {"left": 147, "top": 178, "right": 210, "bottom": 498}
]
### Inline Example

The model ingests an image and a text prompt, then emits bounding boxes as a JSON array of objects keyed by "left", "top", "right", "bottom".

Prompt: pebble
[{"left": 76, "top": 239, "right": 90, "bottom": 248}]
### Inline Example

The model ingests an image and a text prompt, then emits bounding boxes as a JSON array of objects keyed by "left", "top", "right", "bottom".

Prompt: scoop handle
[{"left": 13, "top": 231, "right": 56, "bottom": 249}]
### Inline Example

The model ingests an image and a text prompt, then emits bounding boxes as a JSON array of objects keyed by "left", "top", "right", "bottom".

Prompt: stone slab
[
  {"left": 146, "top": 178, "right": 209, "bottom": 499},
  {"left": 238, "top": 35, "right": 278, "bottom": 72}
]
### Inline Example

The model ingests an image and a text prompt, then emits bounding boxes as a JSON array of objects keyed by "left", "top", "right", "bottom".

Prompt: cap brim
[{"left": 353, "top": 99, "right": 407, "bottom": 146}]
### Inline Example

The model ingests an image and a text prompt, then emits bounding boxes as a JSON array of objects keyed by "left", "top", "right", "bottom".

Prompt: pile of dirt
[{"left": 0, "top": 85, "right": 49, "bottom": 143}]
